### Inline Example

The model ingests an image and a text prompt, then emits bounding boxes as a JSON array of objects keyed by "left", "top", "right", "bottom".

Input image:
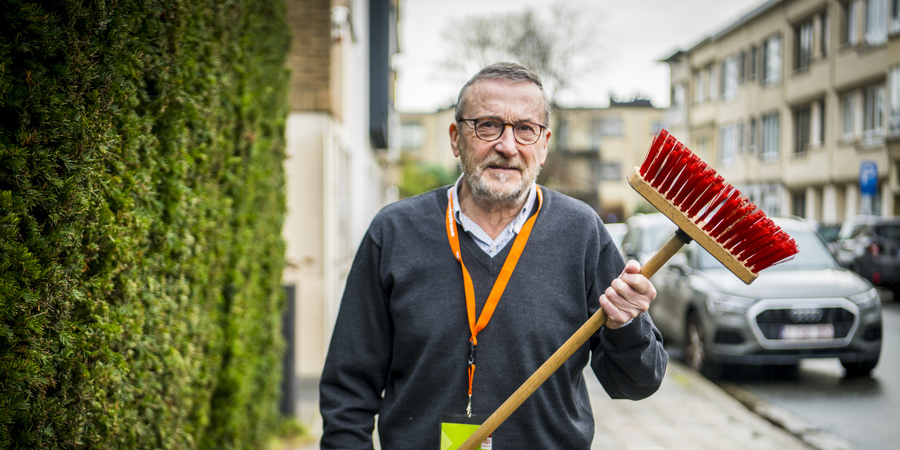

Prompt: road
[{"left": 720, "top": 294, "right": 899, "bottom": 449}]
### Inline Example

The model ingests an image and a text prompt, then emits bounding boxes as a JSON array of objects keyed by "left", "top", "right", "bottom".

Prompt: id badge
[{"left": 440, "top": 414, "right": 491, "bottom": 450}]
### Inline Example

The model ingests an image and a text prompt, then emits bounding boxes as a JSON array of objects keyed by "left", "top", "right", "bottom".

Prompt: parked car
[
  {"left": 833, "top": 215, "right": 900, "bottom": 292},
  {"left": 621, "top": 213, "right": 677, "bottom": 265},
  {"left": 605, "top": 222, "right": 628, "bottom": 257},
  {"left": 813, "top": 221, "right": 842, "bottom": 254},
  {"left": 626, "top": 214, "right": 883, "bottom": 379}
]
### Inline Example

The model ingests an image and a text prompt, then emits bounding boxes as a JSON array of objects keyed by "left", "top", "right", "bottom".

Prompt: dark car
[
  {"left": 626, "top": 214, "right": 883, "bottom": 379},
  {"left": 814, "top": 221, "right": 842, "bottom": 254},
  {"left": 833, "top": 215, "right": 900, "bottom": 291}
]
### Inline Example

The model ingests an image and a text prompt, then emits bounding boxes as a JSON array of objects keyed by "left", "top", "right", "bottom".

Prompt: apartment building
[
  {"left": 664, "top": 0, "right": 900, "bottom": 224},
  {"left": 282, "top": 0, "right": 399, "bottom": 379},
  {"left": 547, "top": 98, "right": 666, "bottom": 222},
  {"left": 399, "top": 107, "right": 458, "bottom": 173}
]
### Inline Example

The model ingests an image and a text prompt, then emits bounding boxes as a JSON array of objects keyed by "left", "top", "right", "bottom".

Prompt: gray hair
[{"left": 454, "top": 62, "right": 552, "bottom": 126}]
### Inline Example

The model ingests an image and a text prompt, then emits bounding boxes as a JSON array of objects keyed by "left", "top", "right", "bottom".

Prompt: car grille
[{"left": 755, "top": 307, "right": 855, "bottom": 340}]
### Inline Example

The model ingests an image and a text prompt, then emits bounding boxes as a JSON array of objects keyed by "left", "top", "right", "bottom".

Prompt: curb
[{"left": 719, "top": 382, "right": 856, "bottom": 450}]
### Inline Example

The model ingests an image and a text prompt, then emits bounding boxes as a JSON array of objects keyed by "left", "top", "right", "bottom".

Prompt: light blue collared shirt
[{"left": 448, "top": 176, "right": 538, "bottom": 258}]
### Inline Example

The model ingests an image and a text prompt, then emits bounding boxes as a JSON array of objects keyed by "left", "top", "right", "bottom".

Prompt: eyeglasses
[{"left": 457, "top": 117, "right": 547, "bottom": 145}]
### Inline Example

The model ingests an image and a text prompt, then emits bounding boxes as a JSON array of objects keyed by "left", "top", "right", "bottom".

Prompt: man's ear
[
  {"left": 449, "top": 122, "right": 462, "bottom": 158},
  {"left": 539, "top": 129, "right": 551, "bottom": 165}
]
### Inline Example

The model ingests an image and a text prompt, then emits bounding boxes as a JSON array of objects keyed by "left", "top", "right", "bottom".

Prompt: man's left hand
[{"left": 599, "top": 260, "right": 657, "bottom": 329}]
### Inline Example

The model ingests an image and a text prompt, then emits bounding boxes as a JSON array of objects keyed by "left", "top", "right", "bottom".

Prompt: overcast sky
[{"left": 394, "top": 0, "right": 765, "bottom": 112}]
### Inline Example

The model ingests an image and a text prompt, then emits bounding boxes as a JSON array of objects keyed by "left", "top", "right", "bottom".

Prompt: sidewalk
[{"left": 290, "top": 360, "right": 826, "bottom": 449}]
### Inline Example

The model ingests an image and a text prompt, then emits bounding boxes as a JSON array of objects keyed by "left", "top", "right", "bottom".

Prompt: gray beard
[{"left": 463, "top": 162, "right": 541, "bottom": 209}]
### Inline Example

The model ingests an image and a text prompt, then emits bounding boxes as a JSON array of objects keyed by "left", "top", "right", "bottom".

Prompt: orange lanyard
[{"left": 445, "top": 186, "right": 543, "bottom": 416}]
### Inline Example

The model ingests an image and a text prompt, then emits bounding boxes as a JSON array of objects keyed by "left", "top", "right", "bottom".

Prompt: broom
[{"left": 458, "top": 129, "right": 798, "bottom": 449}]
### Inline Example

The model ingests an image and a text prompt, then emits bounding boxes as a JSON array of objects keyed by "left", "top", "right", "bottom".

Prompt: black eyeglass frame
[{"left": 457, "top": 117, "right": 547, "bottom": 145}]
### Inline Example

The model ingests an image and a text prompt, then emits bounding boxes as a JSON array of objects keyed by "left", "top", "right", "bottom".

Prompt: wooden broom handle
[{"left": 458, "top": 230, "right": 690, "bottom": 450}]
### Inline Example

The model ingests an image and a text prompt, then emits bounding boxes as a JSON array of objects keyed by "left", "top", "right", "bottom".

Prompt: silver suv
[{"left": 624, "top": 214, "right": 883, "bottom": 378}]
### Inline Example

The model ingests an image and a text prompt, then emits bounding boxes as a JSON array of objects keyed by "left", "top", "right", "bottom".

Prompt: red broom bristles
[{"left": 638, "top": 129, "right": 798, "bottom": 273}]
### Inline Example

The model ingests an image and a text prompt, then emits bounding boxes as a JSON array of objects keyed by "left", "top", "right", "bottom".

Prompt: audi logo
[{"left": 789, "top": 305, "right": 824, "bottom": 323}]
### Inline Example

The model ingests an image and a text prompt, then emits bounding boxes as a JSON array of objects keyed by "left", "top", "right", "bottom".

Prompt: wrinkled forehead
[{"left": 460, "top": 79, "right": 548, "bottom": 124}]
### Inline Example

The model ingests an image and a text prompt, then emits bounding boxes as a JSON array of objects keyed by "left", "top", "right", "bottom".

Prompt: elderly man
[{"left": 319, "top": 62, "right": 667, "bottom": 449}]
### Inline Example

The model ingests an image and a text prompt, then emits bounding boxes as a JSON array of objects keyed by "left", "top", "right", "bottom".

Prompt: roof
[{"left": 658, "top": 0, "right": 783, "bottom": 59}]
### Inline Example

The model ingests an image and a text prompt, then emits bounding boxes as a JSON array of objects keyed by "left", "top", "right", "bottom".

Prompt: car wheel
[
  {"left": 684, "top": 313, "right": 721, "bottom": 379},
  {"left": 841, "top": 358, "right": 879, "bottom": 378}
]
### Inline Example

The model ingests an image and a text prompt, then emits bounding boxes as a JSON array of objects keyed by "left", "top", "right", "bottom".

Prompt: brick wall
[{"left": 286, "top": 0, "right": 334, "bottom": 113}]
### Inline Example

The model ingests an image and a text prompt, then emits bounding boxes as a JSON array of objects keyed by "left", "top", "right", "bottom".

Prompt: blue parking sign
[{"left": 860, "top": 161, "right": 877, "bottom": 196}]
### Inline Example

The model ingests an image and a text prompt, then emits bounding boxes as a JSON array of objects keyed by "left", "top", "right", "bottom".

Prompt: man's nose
[{"left": 494, "top": 124, "right": 519, "bottom": 157}]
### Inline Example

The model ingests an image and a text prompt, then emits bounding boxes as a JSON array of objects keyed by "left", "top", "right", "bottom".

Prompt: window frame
[
  {"left": 719, "top": 124, "right": 738, "bottom": 167},
  {"left": 889, "top": 66, "right": 900, "bottom": 136},
  {"left": 721, "top": 56, "right": 738, "bottom": 100},
  {"left": 761, "top": 112, "right": 780, "bottom": 160},
  {"left": 794, "top": 105, "right": 812, "bottom": 155},
  {"left": 763, "top": 34, "right": 782, "bottom": 85},
  {"left": 863, "top": 84, "right": 886, "bottom": 141},
  {"left": 865, "top": 0, "right": 889, "bottom": 45},
  {"left": 845, "top": 0, "right": 860, "bottom": 46},
  {"left": 841, "top": 92, "right": 856, "bottom": 139},
  {"left": 795, "top": 19, "right": 814, "bottom": 72}
]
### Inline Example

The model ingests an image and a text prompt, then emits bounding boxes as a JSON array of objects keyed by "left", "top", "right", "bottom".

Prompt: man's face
[{"left": 450, "top": 79, "right": 551, "bottom": 206}]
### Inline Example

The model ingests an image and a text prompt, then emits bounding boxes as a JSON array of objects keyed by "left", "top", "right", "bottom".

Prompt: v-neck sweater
[{"left": 320, "top": 186, "right": 667, "bottom": 450}]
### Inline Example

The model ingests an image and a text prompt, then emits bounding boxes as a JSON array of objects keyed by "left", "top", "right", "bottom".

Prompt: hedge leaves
[{"left": 0, "top": 1, "right": 290, "bottom": 448}]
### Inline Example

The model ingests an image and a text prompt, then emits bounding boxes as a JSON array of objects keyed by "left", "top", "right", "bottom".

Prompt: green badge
[{"left": 440, "top": 414, "right": 490, "bottom": 450}]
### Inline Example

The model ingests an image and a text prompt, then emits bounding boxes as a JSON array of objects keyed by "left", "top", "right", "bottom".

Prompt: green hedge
[{"left": 0, "top": 0, "right": 290, "bottom": 448}]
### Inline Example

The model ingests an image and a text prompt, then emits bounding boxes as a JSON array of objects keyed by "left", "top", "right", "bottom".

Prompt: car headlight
[
  {"left": 848, "top": 288, "right": 881, "bottom": 311},
  {"left": 706, "top": 292, "right": 756, "bottom": 316}
]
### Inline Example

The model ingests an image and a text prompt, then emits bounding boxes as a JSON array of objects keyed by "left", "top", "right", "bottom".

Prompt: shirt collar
[{"left": 448, "top": 175, "right": 537, "bottom": 235}]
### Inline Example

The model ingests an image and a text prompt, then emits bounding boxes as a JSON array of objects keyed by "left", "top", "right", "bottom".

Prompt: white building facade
[{"left": 282, "top": 0, "right": 399, "bottom": 379}]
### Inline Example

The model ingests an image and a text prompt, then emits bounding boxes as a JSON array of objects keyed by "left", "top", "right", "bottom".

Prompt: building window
[
  {"left": 822, "top": 13, "right": 831, "bottom": 56},
  {"left": 794, "top": 105, "right": 812, "bottom": 155},
  {"left": 739, "top": 120, "right": 746, "bottom": 152},
  {"left": 763, "top": 34, "right": 782, "bottom": 85},
  {"left": 845, "top": 0, "right": 860, "bottom": 45},
  {"left": 795, "top": 19, "right": 814, "bottom": 71},
  {"left": 694, "top": 71, "right": 705, "bottom": 104},
  {"left": 817, "top": 99, "right": 826, "bottom": 144},
  {"left": 596, "top": 117, "right": 624, "bottom": 136},
  {"left": 791, "top": 190, "right": 807, "bottom": 218},
  {"left": 719, "top": 124, "right": 737, "bottom": 166},
  {"left": 721, "top": 57, "right": 738, "bottom": 100},
  {"left": 749, "top": 45, "right": 758, "bottom": 81},
  {"left": 750, "top": 117, "right": 758, "bottom": 151},
  {"left": 706, "top": 65, "right": 717, "bottom": 101},
  {"left": 672, "top": 82, "right": 686, "bottom": 107},
  {"left": 866, "top": 0, "right": 889, "bottom": 45},
  {"left": 696, "top": 137, "right": 709, "bottom": 160},
  {"left": 863, "top": 84, "right": 885, "bottom": 140},
  {"left": 593, "top": 161, "right": 622, "bottom": 181},
  {"left": 842, "top": 92, "right": 856, "bottom": 139},
  {"left": 761, "top": 112, "right": 780, "bottom": 160},
  {"left": 738, "top": 50, "right": 747, "bottom": 84},
  {"left": 400, "top": 121, "right": 425, "bottom": 150},
  {"left": 892, "top": 0, "right": 900, "bottom": 34},
  {"left": 890, "top": 66, "right": 900, "bottom": 135}
]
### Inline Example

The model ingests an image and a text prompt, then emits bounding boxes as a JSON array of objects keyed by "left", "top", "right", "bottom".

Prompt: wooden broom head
[{"left": 628, "top": 129, "right": 799, "bottom": 284}]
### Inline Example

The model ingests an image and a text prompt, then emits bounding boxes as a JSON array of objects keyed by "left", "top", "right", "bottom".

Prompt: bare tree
[{"left": 439, "top": 2, "right": 603, "bottom": 107}]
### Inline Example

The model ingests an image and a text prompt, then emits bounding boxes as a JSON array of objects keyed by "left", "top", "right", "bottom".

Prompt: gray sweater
[{"left": 320, "top": 187, "right": 667, "bottom": 449}]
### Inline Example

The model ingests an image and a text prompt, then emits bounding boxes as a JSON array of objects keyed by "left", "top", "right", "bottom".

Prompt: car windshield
[
  {"left": 697, "top": 226, "right": 839, "bottom": 271},
  {"left": 874, "top": 223, "right": 900, "bottom": 240},
  {"left": 644, "top": 221, "right": 676, "bottom": 251}
]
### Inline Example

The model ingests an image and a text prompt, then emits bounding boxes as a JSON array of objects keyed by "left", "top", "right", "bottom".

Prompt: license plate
[{"left": 780, "top": 324, "right": 834, "bottom": 340}]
